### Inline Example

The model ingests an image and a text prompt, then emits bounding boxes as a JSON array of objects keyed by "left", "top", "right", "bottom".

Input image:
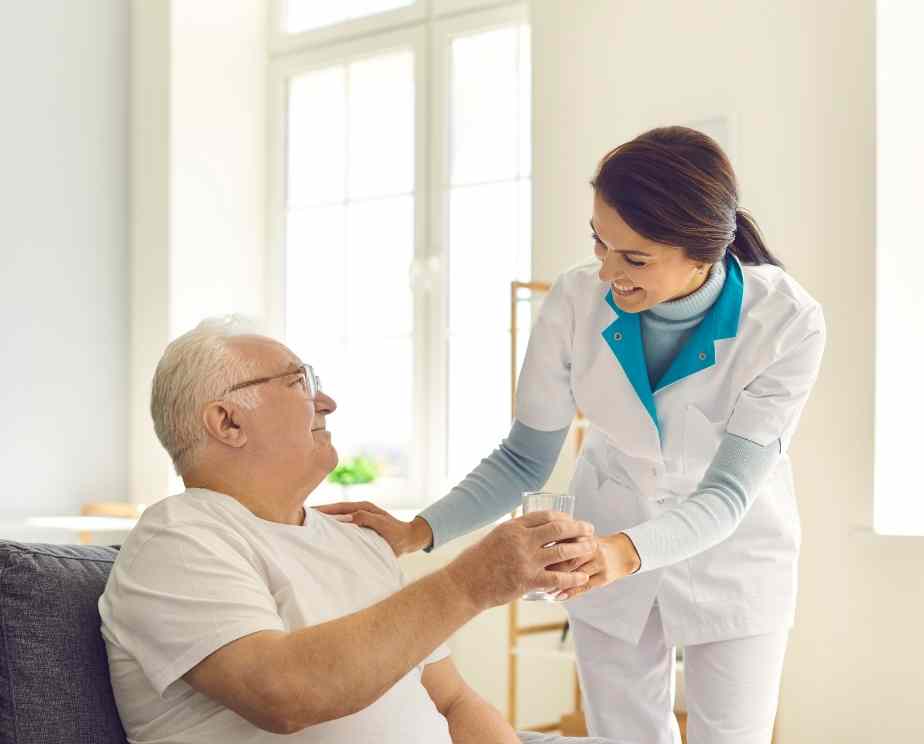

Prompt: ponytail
[{"left": 729, "top": 209, "right": 785, "bottom": 268}]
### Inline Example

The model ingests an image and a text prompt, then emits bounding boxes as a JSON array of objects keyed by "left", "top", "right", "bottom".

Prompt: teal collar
[{"left": 601, "top": 255, "right": 744, "bottom": 433}]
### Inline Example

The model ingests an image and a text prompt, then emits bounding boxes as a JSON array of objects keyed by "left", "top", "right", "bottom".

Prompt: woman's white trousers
[{"left": 572, "top": 603, "right": 789, "bottom": 744}]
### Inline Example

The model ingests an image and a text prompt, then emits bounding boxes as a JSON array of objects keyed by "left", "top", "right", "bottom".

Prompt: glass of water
[{"left": 521, "top": 490, "right": 576, "bottom": 602}]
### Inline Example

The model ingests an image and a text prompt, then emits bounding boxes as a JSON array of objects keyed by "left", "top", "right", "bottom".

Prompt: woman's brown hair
[{"left": 591, "top": 126, "right": 783, "bottom": 268}]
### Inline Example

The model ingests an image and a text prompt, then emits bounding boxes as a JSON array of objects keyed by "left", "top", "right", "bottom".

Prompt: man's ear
[{"left": 201, "top": 401, "right": 248, "bottom": 449}]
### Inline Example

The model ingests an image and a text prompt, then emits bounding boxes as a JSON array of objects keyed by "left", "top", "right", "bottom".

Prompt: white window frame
[
  {"left": 269, "top": 0, "right": 516, "bottom": 54},
  {"left": 270, "top": 1, "right": 426, "bottom": 56},
  {"left": 268, "top": 1, "right": 530, "bottom": 508}
]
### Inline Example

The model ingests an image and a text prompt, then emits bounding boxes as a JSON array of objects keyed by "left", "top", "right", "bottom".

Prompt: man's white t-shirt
[{"left": 98, "top": 488, "right": 452, "bottom": 744}]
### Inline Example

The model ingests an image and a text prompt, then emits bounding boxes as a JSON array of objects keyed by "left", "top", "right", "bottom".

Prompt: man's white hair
[{"left": 151, "top": 315, "right": 265, "bottom": 475}]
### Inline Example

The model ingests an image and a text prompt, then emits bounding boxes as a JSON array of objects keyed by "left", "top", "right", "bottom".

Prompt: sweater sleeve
[
  {"left": 418, "top": 419, "right": 570, "bottom": 551},
  {"left": 621, "top": 432, "right": 782, "bottom": 573}
]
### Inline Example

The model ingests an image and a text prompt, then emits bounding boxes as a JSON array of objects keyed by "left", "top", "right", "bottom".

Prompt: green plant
[{"left": 327, "top": 455, "right": 379, "bottom": 486}]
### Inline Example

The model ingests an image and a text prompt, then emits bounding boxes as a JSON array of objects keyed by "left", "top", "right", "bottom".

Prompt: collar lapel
[
  {"left": 602, "top": 291, "right": 660, "bottom": 435},
  {"left": 654, "top": 255, "right": 744, "bottom": 392}
]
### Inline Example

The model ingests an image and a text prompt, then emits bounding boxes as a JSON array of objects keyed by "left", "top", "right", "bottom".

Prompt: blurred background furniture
[
  {"left": 20, "top": 503, "right": 144, "bottom": 546},
  {"left": 509, "top": 279, "right": 583, "bottom": 734},
  {"left": 77, "top": 502, "right": 145, "bottom": 543}
]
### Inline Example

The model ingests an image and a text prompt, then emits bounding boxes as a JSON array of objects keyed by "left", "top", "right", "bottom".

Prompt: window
[
  {"left": 270, "top": 4, "right": 531, "bottom": 508},
  {"left": 875, "top": 0, "right": 924, "bottom": 535},
  {"left": 282, "top": 41, "right": 419, "bottom": 505},
  {"left": 272, "top": 0, "right": 426, "bottom": 56},
  {"left": 442, "top": 22, "right": 532, "bottom": 485}
]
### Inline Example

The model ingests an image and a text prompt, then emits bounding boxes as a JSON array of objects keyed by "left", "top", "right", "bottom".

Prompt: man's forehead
[{"left": 231, "top": 335, "right": 302, "bottom": 369}]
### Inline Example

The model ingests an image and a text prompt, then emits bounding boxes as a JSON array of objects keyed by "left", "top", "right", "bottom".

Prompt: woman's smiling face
[{"left": 591, "top": 192, "right": 712, "bottom": 313}]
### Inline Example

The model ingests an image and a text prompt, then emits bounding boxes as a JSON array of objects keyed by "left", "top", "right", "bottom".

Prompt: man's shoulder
[
  {"left": 127, "top": 492, "right": 228, "bottom": 538},
  {"left": 115, "top": 492, "right": 250, "bottom": 569},
  {"left": 315, "top": 513, "right": 402, "bottom": 579}
]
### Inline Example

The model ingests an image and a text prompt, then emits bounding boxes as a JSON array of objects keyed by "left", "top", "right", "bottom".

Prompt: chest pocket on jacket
[{"left": 683, "top": 405, "right": 726, "bottom": 481}]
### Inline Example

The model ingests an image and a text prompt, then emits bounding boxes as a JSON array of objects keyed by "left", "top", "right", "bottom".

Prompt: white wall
[
  {"left": 532, "top": 0, "right": 922, "bottom": 741},
  {"left": 130, "top": 0, "right": 268, "bottom": 505},
  {"left": 170, "top": 0, "right": 268, "bottom": 337},
  {"left": 130, "top": 0, "right": 173, "bottom": 509},
  {"left": 0, "top": 0, "right": 130, "bottom": 526}
]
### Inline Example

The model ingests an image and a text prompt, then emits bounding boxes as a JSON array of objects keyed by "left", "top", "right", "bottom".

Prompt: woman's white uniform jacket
[{"left": 515, "top": 255, "right": 826, "bottom": 647}]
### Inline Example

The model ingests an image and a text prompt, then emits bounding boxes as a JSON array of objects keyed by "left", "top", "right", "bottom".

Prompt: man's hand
[
  {"left": 445, "top": 511, "right": 596, "bottom": 610},
  {"left": 548, "top": 531, "right": 641, "bottom": 601},
  {"left": 313, "top": 502, "right": 433, "bottom": 557}
]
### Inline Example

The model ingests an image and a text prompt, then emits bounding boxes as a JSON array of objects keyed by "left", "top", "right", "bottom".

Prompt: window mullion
[
  {"left": 411, "top": 24, "right": 433, "bottom": 508},
  {"left": 426, "top": 15, "right": 454, "bottom": 505}
]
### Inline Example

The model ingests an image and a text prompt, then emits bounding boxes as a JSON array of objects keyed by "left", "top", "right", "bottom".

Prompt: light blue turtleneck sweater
[
  {"left": 419, "top": 262, "right": 781, "bottom": 574},
  {"left": 642, "top": 258, "right": 726, "bottom": 387}
]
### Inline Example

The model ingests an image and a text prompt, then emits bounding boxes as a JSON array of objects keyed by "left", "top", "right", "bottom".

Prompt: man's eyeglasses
[{"left": 223, "top": 364, "right": 321, "bottom": 400}]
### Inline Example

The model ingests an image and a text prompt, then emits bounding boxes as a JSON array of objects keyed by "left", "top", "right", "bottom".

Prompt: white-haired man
[{"left": 99, "top": 318, "right": 608, "bottom": 744}]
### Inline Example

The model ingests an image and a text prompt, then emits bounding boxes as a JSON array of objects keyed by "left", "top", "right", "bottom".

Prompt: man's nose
[{"left": 315, "top": 391, "right": 337, "bottom": 415}]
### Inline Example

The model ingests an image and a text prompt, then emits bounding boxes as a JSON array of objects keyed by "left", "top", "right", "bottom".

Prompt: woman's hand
[
  {"left": 313, "top": 501, "right": 433, "bottom": 557},
  {"left": 548, "top": 532, "right": 641, "bottom": 601}
]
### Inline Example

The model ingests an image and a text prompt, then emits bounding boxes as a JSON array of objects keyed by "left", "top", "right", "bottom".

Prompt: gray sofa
[
  {"left": 0, "top": 541, "right": 127, "bottom": 743},
  {"left": 0, "top": 540, "right": 613, "bottom": 744}
]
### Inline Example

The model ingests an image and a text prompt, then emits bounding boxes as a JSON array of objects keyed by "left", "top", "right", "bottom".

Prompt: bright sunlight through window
[{"left": 279, "top": 9, "right": 531, "bottom": 509}]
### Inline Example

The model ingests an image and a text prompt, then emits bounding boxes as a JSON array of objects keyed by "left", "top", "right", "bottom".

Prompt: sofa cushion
[{"left": 0, "top": 541, "right": 127, "bottom": 744}]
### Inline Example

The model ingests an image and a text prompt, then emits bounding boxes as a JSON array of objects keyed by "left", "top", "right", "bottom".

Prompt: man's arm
[
  {"left": 422, "top": 657, "right": 520, "bottom": 744},
  {"left": 182, "top": 513, "right": 594, "bottom": 735},
  {"left": 184, "top": 568, "right": 477, "bottom": 734}
]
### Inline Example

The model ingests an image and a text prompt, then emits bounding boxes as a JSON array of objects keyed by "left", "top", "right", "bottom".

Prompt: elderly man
[{"left": 99, "top": 318, "right": 610, "bottom": 744}]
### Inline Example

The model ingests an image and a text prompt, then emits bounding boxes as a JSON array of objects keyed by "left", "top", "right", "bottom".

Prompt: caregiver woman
[{"left": 320, "top": 126, "right": 826, "bottom": 744}]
